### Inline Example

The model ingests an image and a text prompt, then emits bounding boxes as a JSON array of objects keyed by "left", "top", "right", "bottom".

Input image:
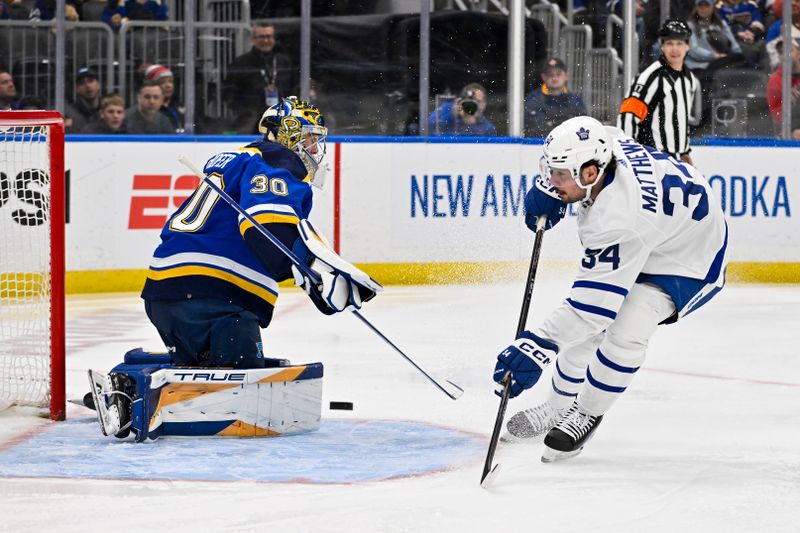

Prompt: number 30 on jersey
[{"left": 250, "top": 174, "right": 288, "bottom": 196}]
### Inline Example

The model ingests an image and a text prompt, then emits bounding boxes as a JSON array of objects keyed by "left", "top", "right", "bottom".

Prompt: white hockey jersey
[{"left": 536, "top": 127, "right": 728, "bottom": 349}]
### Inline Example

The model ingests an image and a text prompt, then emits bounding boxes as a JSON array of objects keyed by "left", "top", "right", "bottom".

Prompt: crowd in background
[{"left": 0, "top": 0, "right": 798, "bottom": 138}]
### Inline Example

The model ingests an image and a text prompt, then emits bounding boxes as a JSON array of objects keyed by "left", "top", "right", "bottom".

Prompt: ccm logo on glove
[
  {"left": 493, "top": 332, "right": 559, "bottom": 398},
  {"left": 512, "top": 341, "right": 552, "bottom": 366}
]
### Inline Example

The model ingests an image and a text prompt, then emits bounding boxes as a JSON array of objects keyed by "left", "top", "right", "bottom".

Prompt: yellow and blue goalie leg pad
[{"left": 134, "top": 364, "right": 324, "bottom": 442}]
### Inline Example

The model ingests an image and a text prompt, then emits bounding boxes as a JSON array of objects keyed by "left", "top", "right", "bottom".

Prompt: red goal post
[{"left": 0, "top": 110, "right": 65, "bottom": 421}]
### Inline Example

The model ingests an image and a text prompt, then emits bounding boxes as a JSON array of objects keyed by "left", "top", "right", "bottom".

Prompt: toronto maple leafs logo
[
  {"left": 544, "top": 134, "right": 554, "bottom": 146},
  {"left": 576, "top": 127, "right": 590, "bottom": 141}
]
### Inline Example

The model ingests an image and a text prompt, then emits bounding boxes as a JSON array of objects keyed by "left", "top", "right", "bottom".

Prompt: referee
[{"left": 618, "top": 20, "right": 698, "bottom": 165}]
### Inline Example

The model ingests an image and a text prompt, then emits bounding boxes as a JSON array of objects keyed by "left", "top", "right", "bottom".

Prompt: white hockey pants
[{"left": 546, "top": 282, "right": 676, "bottom": 416}]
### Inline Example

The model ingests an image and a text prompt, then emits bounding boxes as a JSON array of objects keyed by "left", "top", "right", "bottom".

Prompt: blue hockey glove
[
  {"left": 493, "top": 331, "right": 559, "bottom": 398},
  {"left": 524, "top": 176, "right": 567, "bottom": 232}
]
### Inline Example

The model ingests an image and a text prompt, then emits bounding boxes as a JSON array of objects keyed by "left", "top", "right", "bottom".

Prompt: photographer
[{"left": 428, "top": 82, "right": 497, "bottom": 136}]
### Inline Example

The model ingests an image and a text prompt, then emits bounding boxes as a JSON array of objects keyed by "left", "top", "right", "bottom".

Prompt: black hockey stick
[
  {"left": 481, "top": 216, "right": 547, "bottom": 488},
  {"left": 177, "top": 155, "right": 463, "bottom": 400}
]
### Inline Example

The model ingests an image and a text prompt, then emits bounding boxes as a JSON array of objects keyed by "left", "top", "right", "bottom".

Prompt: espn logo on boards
[{"left": 128, "top": 174, "right": 199, "bottom": 229}]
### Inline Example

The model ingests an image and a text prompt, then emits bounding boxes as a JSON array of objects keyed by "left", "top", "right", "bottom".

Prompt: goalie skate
[
  {"left": 501, "top": 401, "right": 566, "bottom": 443},
  {"left": 541, "top": 402, "right": 603, "bottom": 463},
  {"left": 87, "top": 370, "right": 133, "bottom": 438}
]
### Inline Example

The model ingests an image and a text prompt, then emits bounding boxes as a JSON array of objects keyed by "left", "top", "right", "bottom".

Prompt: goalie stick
[
  {"left": 481, "top": 216, "right": 547, "bottom": 488},
  {"left": 177, "top": 154, "right": 463, "bottom": 401}
]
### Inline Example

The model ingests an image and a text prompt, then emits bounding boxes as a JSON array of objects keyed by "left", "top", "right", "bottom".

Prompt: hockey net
[{"left": 0, "top": 111, "right": 65, "bottom": 420}]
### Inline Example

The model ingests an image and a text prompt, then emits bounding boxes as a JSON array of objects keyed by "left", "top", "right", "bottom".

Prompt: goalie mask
[
  {"left": 259, "top": 97, "right": 328, "bottom": 188},
  {"left": 540, "top": 116, "right": 612, "bottom": 204}
]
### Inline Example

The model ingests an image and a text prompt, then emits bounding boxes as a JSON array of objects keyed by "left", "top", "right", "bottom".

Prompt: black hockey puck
[{"left": 329, "top": 401, "right": 353, "bottom": 411}]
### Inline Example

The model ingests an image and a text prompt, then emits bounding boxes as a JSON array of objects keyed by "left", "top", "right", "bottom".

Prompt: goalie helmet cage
[{"left": 0, "top": 110, "right": 66, "bottom": 421}]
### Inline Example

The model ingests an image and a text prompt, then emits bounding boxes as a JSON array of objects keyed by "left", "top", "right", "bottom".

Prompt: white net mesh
[{"left": 0, "top": 124, "right": 52, "bottom": 409}]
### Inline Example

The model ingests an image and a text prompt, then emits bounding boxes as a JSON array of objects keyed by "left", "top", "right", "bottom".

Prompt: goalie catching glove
[{"left": 292, "top": 219, "right": 383, "bottom": 314}]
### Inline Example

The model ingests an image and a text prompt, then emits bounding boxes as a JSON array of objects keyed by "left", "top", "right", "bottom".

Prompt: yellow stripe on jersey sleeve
[
  {"left": 237, "top": 147, "right": 263, "bottom": 157},
  {"left": 239, "top": 212, "right": 300, "bottom": 236},
  {"left": 146, "top": 265, "right": 278, "bottom": 305}
]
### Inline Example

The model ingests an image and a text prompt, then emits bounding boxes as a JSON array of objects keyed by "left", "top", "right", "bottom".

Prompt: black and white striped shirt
[{"left": 617, "top": 57, "right": 698, "bottom": 158}]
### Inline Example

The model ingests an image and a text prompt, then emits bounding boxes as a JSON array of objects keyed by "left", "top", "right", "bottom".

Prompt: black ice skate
[
  {"left": 541, "top": 402, "right": 603, "bottom": 463},
  {"left": 501, "top": 401, "right": 566, "bottom": 442}
]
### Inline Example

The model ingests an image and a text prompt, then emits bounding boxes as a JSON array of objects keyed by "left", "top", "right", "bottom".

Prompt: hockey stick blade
[
  {"left": 480, "top": 463, "right": 502, "bottom": 489},
  {"left": 445, "top": 380, "right": 465, "bottom": 400},
  {"left": 352, "top": 310, "right": 464, "bottom": 400}
]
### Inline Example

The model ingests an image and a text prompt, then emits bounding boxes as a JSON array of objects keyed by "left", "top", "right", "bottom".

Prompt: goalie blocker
[{"left": 88, "top": 348, "right": 323, "bottom": 442}]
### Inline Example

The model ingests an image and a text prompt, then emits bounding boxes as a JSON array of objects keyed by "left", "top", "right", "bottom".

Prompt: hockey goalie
[{"left": 88, "top": 98, "right": 381, "bottom": 442}]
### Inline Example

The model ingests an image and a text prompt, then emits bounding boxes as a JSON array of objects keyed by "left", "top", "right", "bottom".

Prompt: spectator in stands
[
  {"left": 524, "top": 57, "right": 587, "bottom": 138},
  {"left": 1, "top": 0, "right": 29, "bottom": 19},
  {"left": 223, "top": 21, "right": 294, "bottom": 133},
  {"left": 125, "top": 80, "right": 174, "bottom": 134},
  {"left": 572, "top": 0, "right": 611, "bottom": 48},
  {"left": 765, "top": 0, "right": 800, "bottom": 68},
  {"left": 0, "top": 69, "right": 18, "bottom": 111},
  {"left": 766, "top": 36, "right": 800, "bottom": 137},
  {"left": 144, "top": 64, "right": 184, "bottom": 132},
  {"left": 686, "top": 0, "right": 744, "bottom": 128},
  {"left": 65, "top": 67, "right": 101, "bottom": 132},
  {"left": 608, "top": 0, "right": 648, "bottom": 55},
  {"left": 29, "top": 0, "right": 79, "bottom": 20},
  {"left": 82, "top": 94, "right": 128, "bottom": 133},
  {"left": 687, "top": 0, "right": 743, "bottom": 70},
  {"left": 102, "top": 0, "right": 167, "bottom": 30},
  {"left": 428, "top": 82, "right": 497, "bottom": 136},
  {"left": 718, "top": 0, "right": 767, "bottom": 66}
]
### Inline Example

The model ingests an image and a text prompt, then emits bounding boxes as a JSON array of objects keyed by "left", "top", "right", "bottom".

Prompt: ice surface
[
  {"left": 0, "top": 418, "right": 483, "bottom": 483},
  {"left": 1, "top": 272, "right": 798, "bottom": 532}
]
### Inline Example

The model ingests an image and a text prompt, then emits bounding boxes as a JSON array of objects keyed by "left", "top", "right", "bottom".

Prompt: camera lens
[
  {"left": 461, "top": 99, "right": 478, "bottom": 115},
  {"left": 715, "top": 103, "right": 736, "bottom": 123}
]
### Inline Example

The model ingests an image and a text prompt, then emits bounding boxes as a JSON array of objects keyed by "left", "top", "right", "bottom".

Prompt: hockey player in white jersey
[{"left": 492, "top": 115, "right": 728, "bottom": 462}]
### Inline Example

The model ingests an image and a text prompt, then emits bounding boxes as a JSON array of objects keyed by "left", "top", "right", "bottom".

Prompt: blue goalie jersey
[{"left": 141, "top": 141, "right": 312, "bottom": 326}]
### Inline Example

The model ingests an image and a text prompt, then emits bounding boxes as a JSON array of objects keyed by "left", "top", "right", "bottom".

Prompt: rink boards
[{"left": 5, "top": 135, "right": 796, "bottom": 292}]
